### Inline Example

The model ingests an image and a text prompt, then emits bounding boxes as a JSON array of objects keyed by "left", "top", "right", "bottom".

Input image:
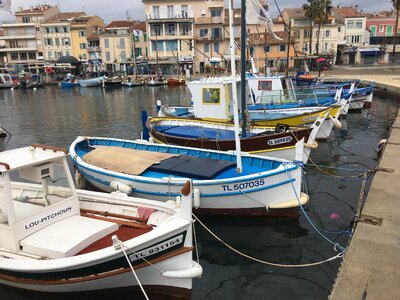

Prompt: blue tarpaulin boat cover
[{"left": 147, "top": 155, "right": 237, "bottom": 180}]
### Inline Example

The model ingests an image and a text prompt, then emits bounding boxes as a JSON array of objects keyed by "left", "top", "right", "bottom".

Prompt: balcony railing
[
  {"left": 146, "top": 11, "right": 194, "bottom": 20},
  {"left": 87, "top": 46, "right": 101, "bottom": 51},
  {"left": 195, "top": 16, "right": 223, "bottom": 24}
]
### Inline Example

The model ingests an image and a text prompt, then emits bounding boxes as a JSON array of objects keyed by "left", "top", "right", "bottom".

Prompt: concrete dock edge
[{"left": 329, "top": 79, "right": 400, "bottom": 300}]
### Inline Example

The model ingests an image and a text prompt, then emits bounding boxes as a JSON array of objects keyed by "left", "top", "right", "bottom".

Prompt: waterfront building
[
  {"left": 0, "top": 5, "right": 59, "bottom": 70},
  {"left": 331, "top": 5, "right": 368, "bottom": 65},
  {"left": 41, "top": 12, "right": 85, "bottom": 62},
  {"left": 70, "top": 15, "right": 104, "bottom": 63},
  {"left": 282, "top": 8, "right": 340, "bottom": 67},
  {"left": 366, "top": 10, "right": 400, "bottom": 62},
  {"left": 143, "top": 0, "right": 197, "bottom": 74},
  {"left": 87, "top": 33, "right": 102, "bottom": 74},
  {"left": 98, "top": 20, "right": 147, "bottom": 75},
  {"left": 248, "top": 31, "right": 295, "bottom": 73}
]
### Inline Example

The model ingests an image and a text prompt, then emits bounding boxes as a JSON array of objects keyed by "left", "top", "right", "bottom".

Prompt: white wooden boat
[
  {"left": 79, "top": 76, "right": 105, "bottom": 87},
  {"left": 70, "top": 137, "right": 308, "bottom": 217},
  {"left": 146, "top": 76, "right": 167, "bottom": 86},
  {"left": 0, "top": 144, "right": 201, "bottom": 296},
  {"left": 122, "top": 76, "right": 143, "bottom": 87},
  {"left": 0, "top": 73, "right": 13, "bottom": 89}
]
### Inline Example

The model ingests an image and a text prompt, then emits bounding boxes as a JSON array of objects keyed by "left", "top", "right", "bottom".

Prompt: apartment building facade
[
  {"left": 282, "top": 8, "right": 340, "bottom": 66},
  {"left": 366, "top": 11, "right": 400, "bottom": 62},
  {"left": 331, "top": 6, "right": 370, "bottom": 64},
  {"left": 143, "top": 0, "right": 198, "bottom": 74},
  {"left": 41, "top": 12, "right": 85, "bottom": 62},
  {"left": 248, "top": 31, "right": 295, "bottom": 72},
  {"left": 99, "top": 20, "right": 147, "bottom": 74},
  {"left": 70, "top": 16, "right": 105, "bottom": 62},
  {"left": 0, "top": 5, "right": 59, "bottom": 68}
]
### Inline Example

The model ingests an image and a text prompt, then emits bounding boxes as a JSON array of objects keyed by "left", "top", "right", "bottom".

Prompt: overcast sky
[{"left": 0, "top": 0, "right": 394, "bottom": 25}]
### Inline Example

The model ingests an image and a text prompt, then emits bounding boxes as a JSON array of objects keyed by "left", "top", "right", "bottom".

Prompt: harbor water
[{"left": 0, "top": 85, "right": 398, "bottom": 299}]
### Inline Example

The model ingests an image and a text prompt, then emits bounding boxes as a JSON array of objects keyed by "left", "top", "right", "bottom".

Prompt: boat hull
[
  {"left": 0, "top": 250, "right": 196, "bottom": 294},
  {"left": 70, "top": 137, "right": 305, "bottom": 215},
  {"left": 149, "top": 118, "right": 312, "bottom": 161}
]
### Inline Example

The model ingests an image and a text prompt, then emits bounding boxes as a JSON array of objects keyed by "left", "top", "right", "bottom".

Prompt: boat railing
[{"left": 257, "top": 91, "right": 329, "bottom": 105}]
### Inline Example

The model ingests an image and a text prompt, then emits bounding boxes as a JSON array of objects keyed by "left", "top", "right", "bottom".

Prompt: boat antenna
[{"left": 228, "top": 0, "right": 243, "bottom": 173}]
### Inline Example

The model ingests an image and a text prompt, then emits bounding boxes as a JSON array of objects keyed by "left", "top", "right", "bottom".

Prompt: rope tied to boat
[
  {"left": 193, "top": 214, "right": 344, "bottom": 268},
  {"left": 112, "top": 236, "right": 150, "bottom": 300},
  {"left": 282, "top": 164, "right": 349, "bottom": 251}
]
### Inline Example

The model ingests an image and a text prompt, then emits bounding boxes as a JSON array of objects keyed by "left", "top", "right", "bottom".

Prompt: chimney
[{"left": 355, "top": 5, "right": 359, "bottom": 11}]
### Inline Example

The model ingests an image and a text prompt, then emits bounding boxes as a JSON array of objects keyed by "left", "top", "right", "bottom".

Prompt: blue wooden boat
[
  {"left": 59, "top": 76, "right": 80, "bottom": 88},
  {"left": 70, "top": 136, "right": 308, "bottom": 217}
]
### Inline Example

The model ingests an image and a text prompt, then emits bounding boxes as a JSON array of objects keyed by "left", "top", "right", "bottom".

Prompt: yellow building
[
  {"left": 99, "top": 20, "right": 147, "bottom": 75},
  {"left": 70, "top": 16, "right": 104, "bottom": 62},
  {"left": 41, "top": 12, "right": 85, "bottom": 62}
]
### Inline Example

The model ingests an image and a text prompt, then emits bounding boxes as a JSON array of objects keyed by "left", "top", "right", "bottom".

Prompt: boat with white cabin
[{"left": 0, "top": 144, "right": 201, "bottom": 296}]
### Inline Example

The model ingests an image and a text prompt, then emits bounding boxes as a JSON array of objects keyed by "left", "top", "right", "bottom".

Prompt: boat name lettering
[
  {"left": 129, "top": 234, "right": 184, "bottom": 262},
  {"left": 222, "top": 179, "right": 265, "bottom": 192},
  {"left": 24, "top": 206, "right": 72, "bottom": 230},
  {"left": 267, "top": 136, "right": 293, "bottom": 146}
]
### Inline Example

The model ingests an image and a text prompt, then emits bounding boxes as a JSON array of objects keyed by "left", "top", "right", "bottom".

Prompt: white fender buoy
[
  {"left": 162, "top": 261, "right": 203, "bottom": 278},
  {"left": 330, "top": 116, "right": 342, "bottom": 129},
  {"left": 149, "top": 136, "right": 154, "bottom": 143},
  {"left": 304, "top": 141, "right": 318, "bottom": 149},
  {"left": 194, "top": 188, "right": 201, "bottom": 208},
  {"left": 110, "top": 181, "right": 132, "bottom": 195},
  {"left": 33, "top": 87, "right": 37, "bottom": 91},
  {"left": 75, "top": 170, "right": 86, "bottom": 189}
]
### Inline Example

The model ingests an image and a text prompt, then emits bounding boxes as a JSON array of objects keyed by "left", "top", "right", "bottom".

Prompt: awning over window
[{"left": 360, "top": 48, "right": 384, "bottom": 56}]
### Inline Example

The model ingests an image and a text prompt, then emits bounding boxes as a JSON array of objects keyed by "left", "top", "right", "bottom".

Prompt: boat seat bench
[{"left": 20, "top": 215, "right": 118, "bottom": 258}]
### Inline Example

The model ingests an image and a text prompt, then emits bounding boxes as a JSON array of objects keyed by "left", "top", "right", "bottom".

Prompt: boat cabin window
[
  {"left": 258, "top": 80, "right": 272, "bottom": 91},
  {"left": 9, "top": 163, "right": 73, "bottom": 221},
  {"left": 202, "top": 87, "right": 221, "bottom": 104}
]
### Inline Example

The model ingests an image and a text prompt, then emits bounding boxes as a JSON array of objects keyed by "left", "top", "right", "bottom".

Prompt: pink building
[{"left": 366, "top": 11, "right": 399, "bottom": 37}]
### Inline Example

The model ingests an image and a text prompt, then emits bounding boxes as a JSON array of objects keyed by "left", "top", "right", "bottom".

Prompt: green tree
[
  {"left": 392, "top": 0, "right": 400, "bottom": 59},
  {"left": 302, "top": 0, "right": 319, "bottom": 55},
  {"left": 315, "top": 0, "right": 332, "bottom": 55}
]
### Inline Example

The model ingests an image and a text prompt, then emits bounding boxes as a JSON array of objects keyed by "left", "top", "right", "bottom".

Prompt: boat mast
[
  {"left": 228, "top": 0, "right": 243, "bottom": 173},
  {"left": 240, "top": 0, "right": 247, "bottom": 137},
  {"left": 155, "top": 33, "right": 159, "bottom": 77}
]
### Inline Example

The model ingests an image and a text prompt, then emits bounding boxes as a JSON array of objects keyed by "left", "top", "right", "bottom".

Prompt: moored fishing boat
[
  {"left": 0, "top": 73, "right": 13, "bottom": 89},
  {"left": 59, "top": 75, "right": 80, "bottom": 88},
  {"left": 167, "top": 77, "right": 186, "bottom": 86},
  {"left": 0, "top": 144, "right": 201, "bottom": 296},
  {"left": 122, "top": 76, "right": 144, "bottom": 87},
  {"left": 79, "top": 76, "right": 105, "bottom": 87},
  {"left": 148, "top": 107, "right": 329, "bottom": 163},
  {"left": 103, "top": 76, "right": 123, "bottom": 88},
  {"left": 146, "top": 76, "right": 167, "bottom": 86},
  {"left": 70, "top": 136, "right": 308, "bottom": 217}
]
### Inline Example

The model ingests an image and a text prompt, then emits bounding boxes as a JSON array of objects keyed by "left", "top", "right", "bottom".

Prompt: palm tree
[
  {"left": 392, "top": 0, "right": 400, "bottom": 59},
  {"left": 315, "top": 0, "right": 332, "bottom": 55},
  {"left": 302, "top": 0, "right": 318, "bottom": 55}
]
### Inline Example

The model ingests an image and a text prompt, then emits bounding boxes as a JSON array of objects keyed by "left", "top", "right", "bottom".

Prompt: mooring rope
[
  {"left": 115, "top": 237, "right": 150, "bottom": 300},
  {"left": 193, "top": 214, "right": 343, "bottom": 268}
]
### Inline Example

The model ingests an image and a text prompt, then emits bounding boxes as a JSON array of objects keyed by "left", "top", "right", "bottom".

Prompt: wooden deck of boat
[{"left": 77, "top": 225, "right": 152, "bottom": 255}]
